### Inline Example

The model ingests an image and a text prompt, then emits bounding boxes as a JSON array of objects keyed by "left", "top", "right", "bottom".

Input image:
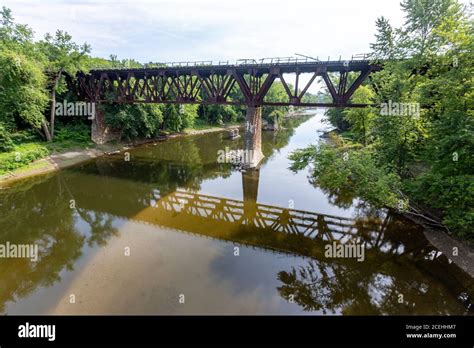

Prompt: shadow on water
[{"left": 0, "top": 114, "right": 472, "bottom": 314}]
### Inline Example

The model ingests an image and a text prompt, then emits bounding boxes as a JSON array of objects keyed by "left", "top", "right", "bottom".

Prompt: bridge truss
[{"left": 73, "top": 60, "right": 382, "bottom": 108}]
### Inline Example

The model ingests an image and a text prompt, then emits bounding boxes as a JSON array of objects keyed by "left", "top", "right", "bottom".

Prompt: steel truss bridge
[{"left": 73, "top": 58, "right": 382, "bottom": 108}]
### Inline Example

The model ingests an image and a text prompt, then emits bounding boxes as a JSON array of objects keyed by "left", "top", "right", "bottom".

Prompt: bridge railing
[
  {"left": 88, "top": 54, "right": 375, "bottom": 71},
  {"left": 163, "top": 60, "right": 213, "bottom": 67}
]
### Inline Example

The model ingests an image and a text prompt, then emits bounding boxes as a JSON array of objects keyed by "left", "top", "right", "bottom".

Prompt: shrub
[
  {"left": 289, "top": 143, "right": 402, "bottom": 209},
  {"left": 103, "top": 103, "right": 163, "bottom": 139},
  {"left": 0, "top": 143, "right": 49, "bottom": 173},
  {"left": 54, "top": 122, "right": 90, "bottom": 142},
  {"left": 406, "top": 172, "right": 474, "bottom": 238},
  {"left": 0, "top": 124, "right": 14, "bottom": 152}
]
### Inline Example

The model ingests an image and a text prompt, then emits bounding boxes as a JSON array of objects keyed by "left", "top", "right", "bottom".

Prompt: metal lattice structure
[
  {"left": 142, "top": 190, "right": 392, "bottom": 253},
  {"left": 73, "top": 59, "right": 382, "bottom": 108}
]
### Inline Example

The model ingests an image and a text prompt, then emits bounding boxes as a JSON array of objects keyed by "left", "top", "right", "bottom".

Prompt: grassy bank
[{"left": 0, "top": 123, "right": 94, "bottom": 175}]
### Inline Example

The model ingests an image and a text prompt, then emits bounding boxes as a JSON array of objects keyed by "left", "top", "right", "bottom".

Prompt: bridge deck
[{"left": 88, "top": 60, "right": 378, "bottom": 77}]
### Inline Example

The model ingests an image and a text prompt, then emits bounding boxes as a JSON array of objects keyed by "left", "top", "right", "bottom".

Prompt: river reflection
[{"left": 0, "top": 112, "right": 472, "bottom": 314}]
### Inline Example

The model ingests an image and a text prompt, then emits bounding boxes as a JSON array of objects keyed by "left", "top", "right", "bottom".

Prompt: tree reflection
[
  {"left": 0, "top": 175, "right": 84, "bottom": 313},
  {"left": 276, "top": 214, "right": 473, "bottom": 315}
]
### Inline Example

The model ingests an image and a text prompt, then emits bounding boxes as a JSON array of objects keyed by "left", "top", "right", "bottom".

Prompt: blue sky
[{"left": 3, "top": 0, "right": 410, "bottom": 63}]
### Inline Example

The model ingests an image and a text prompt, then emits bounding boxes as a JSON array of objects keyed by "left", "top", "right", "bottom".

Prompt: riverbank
[{"left": 0, "top": 125, "right": 235, "bottom": 186}]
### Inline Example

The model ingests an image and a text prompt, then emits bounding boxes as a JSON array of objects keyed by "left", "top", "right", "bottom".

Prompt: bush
[
  {"left": 163, "top": 104, "right": 198, "bottom": 132},
  {"left": 289, "top": 142, "right": 402, "bottom": 209},
  {"left": 54, "top": 122, "right": 90, "bottom": 143},
  {"left": 10, "top": 130, "right": 38, "bottom": 144},
  {"left": 198, "top": 104, "right": 240, "bottom": 125},
  {"left": 103, "top": 104, "right": 163, "bottom": 140},
  {"left": 0, "top": 143, "right": 49, "bottom": 173},
  {"left": 0, "top": 124, "right": 14, "bottom": 152},
  {"left": 0, "top": 49, "right": 49, "bottom": 131},
  {"left": 406, "top": 172, "right": 474, "bottom": 238}
]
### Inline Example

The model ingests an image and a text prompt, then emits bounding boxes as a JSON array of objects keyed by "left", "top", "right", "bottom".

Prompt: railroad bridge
[{"left": 72, "top": 57, "right": 382, "bottom": 167}]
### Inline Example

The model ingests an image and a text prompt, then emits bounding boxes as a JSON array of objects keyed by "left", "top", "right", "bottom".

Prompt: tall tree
[{"left": 38, "top": 30, "right": 91, "bottom": 140}]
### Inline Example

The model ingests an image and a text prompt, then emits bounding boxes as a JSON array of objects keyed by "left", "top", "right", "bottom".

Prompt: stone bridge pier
[
  {"left": 91, "top": 108, "right": 121, "bottom": 144},
  {"left": 244, "top": 106, "right": 264, "bottom": 168}
]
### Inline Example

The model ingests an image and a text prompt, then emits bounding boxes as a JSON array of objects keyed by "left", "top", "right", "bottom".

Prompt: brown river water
[{"left": 0, "top": 110, "right": 472, "bottom": 315}]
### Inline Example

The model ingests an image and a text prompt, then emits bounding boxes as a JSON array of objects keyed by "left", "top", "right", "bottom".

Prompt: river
[{"left": 0, "top": 110, "right": 472, "bottom": 315}]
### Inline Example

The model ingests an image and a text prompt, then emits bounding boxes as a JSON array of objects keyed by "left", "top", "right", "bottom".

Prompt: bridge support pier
[
  {"left": 91, "top": 108, "right": 120, "bottom": 144},
  {"left": 244, "top": 106, "right": 264, "bottom": 168},
  {"left": 242, "top": 167, "right": 260, "bottom": 221},
  {"left": 242, "top": 167, "right": 260, "bottom": 203}
]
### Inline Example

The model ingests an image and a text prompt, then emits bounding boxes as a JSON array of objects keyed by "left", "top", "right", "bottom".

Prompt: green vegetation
[
  {"left": 0, "top": 121, "right": 93, "bottom": 174},
  {"left": 290, "top": 140, "right": 402, "bottom": 210},
  {"left": 102, "top": 103, "right": 164, "bottom": 139},
  {"left": 290, "top": 0, "right": 473, "bottom": 238},
  {"left": 0, "top": 143, "right": 49, "bottom": 173}
]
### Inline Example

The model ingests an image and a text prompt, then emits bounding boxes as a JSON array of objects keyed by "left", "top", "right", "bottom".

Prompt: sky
[{"left": 3, "top": 0, "right": 410, "bottom": 63}]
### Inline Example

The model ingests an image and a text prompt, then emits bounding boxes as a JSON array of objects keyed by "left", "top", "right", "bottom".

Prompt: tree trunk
[
  {"left": 42, "top": 119, "right": 52, "bottom": 142},
  {"left": 49, "top": 69, "right": 63, "bottom": 140},
  {"left": 50, "top": 87, "right": 56, "bottom": 140}
]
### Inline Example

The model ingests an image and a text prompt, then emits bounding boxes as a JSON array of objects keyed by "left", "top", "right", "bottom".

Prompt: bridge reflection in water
[
  {"left": 145, "top": 183, "right": 474, "bottom": 314},
  {"left": 61, "top": 164, "right": 472, "bottom": 313},
  {"left": 140, "top": 184, "right": 381, "bottom": 258},
  {"left": 79, "top": 167, "right": 392, "bottom": 259}
]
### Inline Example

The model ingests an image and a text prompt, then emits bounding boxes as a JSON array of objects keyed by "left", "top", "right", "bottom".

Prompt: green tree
[
  {"left": 0, "top": 6, "right": 34, "bottom": 52},
  {"left": 292, "top": 0, "right": 474, "bottom": 237},
  {"left": 370, "top": 16, "right": 400, "bottom": 59},
  {"left": 102, "top": 103, "right": 163, "bottom": 140},
  {"left": 0, "top": 49, "right": 49, "bottom": 137},
  {"left": 342, "top": 86, "right": 376, "bottom": 145},
  {"left": 162, "top": 104, "right": 198, "bottom": 132},
  {"left": 399, "top": 0, "right": 464, "bottom": 58},
  {"left": 37, "top": 30, "right": 91, "bottom": 140},
  {"left": 263, "top": 81, "right": 290, "bottom": 122},
  {"left": 198, "top": 104, "right": 240, "bottom": 125}
]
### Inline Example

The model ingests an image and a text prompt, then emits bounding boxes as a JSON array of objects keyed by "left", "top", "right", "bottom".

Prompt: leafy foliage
[
  {"left": 0, "top": 48, "right": 49, "bottom": 130},
  {"left": 103, "top": 103, "right": 164, "bottom": 140},
  {"left": 262, "top": 81, "right": 290, "bottom": 122},
  {"left": 342, "top": 86, "right": 376, "bottom": 145},
  {"left": 53, "top": 121, "right": 91, "bottom": 143},
  {"left": 0, "top": 143, "right": 49, "bottom": 173},
  {"left": 198, "top": 104, "right": 241, "bottom": 125},
  {"left": 405, "top": 172, "right": 474, "bottom": 237},
  {"left": 0, "top": 124, "right": 14, "bottom": 151},
  {"left": 162, "top": 104, "right": 198, "bottom": 132},
  {"left": 289, "top": 141, "right": 402, "bottom": 209}
]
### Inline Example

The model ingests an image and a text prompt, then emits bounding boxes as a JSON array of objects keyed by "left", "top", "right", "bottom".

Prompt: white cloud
[{"left": 4, "top": 0, "right": 407, "bottom": 62}]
